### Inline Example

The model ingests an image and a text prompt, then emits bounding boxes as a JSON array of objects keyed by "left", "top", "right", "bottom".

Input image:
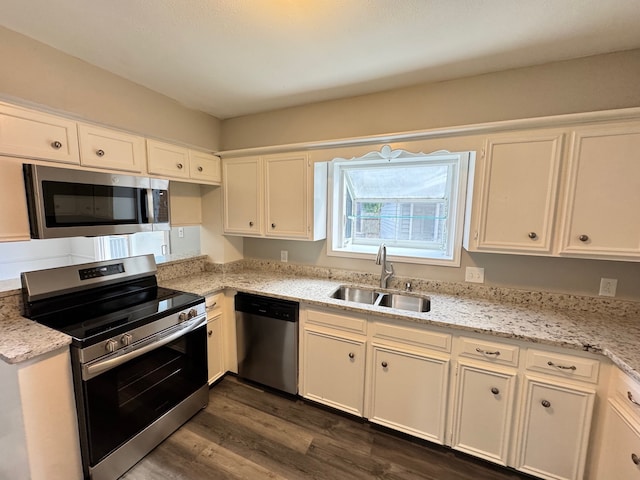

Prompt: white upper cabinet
[
  {"left": 0, "top": 157, "right": 31, "bottom": 242},
  {"left": 466, "top": 132, "right": 563, "bottom": 254},
  {"left": 189, "top": 150, "right": 221, "bottom": 184},
  {"left": 558, "top": 122, "right": 640, "bottom": 260},
  {"left": 0, "top": 103, "right": 79, "bottom": 164},
  {"left": 147, "top": 139, "right": 220, "bottom": 184},
  {"left": 78, "top": 124, "right": 145, "bottom": 173},
  {"left": 223, "top": 153, "right": 327, "bottom": 240}
]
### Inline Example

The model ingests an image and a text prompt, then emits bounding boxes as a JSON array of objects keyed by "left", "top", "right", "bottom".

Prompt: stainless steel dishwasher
[{"left": 235, "top": 292, "right": 299, "bottom": 394}]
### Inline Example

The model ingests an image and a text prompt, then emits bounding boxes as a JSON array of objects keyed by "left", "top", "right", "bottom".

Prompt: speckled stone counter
[{"left": 160, "top": 269, "right": 640, "bottom": 383}]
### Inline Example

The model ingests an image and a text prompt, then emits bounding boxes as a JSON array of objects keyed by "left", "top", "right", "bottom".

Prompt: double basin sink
[{"left": 330, "top": 285, "right": 430, "bottom": 313}]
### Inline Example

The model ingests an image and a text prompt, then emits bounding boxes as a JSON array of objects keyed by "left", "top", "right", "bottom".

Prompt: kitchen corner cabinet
[
  {"left": 0, "top": 158, "right": 31, "bottom": 241},
  {"left": 464, "top": 131, "right": 563, "bottom": 254},
  {"left": 147, "top": 139, "right": 221, "bottom": 185},
  {"left": 78, "top": 124, "right": 145, "bottom": 173},
  {"left": 206, "top": 293, "right": 225, "bottom": 384},
  {"left": 0, "top": 102, "right": 80, "bottom": 164},
  {"left": 557, "top": 122, "right": 640, "bottom": 260},
  {"left": 222, "top": 153, "right": 327, "bottom": 240}
]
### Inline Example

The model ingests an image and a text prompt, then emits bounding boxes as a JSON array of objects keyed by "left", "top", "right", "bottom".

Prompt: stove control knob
[
  {"left": 105, "top": 339, "right": 118, "bottom": 353},
  {"left": 121, "top": 333, "right": 133, "bottom": 346},
  {"left": 188, "top": 308, "right": 198, "bottom": 319},
  {"left": 178, "top": 312, "right": 188, "bottom": 323}
]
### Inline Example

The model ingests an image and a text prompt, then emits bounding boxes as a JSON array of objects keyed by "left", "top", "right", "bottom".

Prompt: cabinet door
[
  {"left": 265, "top": 154, "right": 308, "bottom": 239},
  {"left": 223, "top": 157, "right": 263, "bottom": 235},
  {"left": 596, "top": 401, "right": 640, "bottom": 480},
  {"left": 78, "top": 124, "right": 145, "bottom": 173},
  {"left": 207, "top": 314, "right": 224, "bottom": 385},
  {"left": 515, "top": 376, "right": 595, "bottom": 480},
  {"left": 147, "top": 139, "right": 190, "bottom": 179},
  {"left": 451, "top": 362, "right": 517, "bottom": 465},
  {"left": 469, "top": 133, "right": 563, "bottom": 254},
  {"left": 559, "top": 123, "right": 640, "bottom": 259},
  {"left": 0, "top": 158, "right": 31, "bottom": 241},
  {"left": 302, "top": 329, "right": 365, "bottom": 416},
  {"left": 0, "top": 103, "right": 79, "bottom": 164},
  {"left": 368, "top": 345, "right": 449, "bottom": 444},
  {"left": 189, "top": 151, "right": 221, "bottom": 184}
]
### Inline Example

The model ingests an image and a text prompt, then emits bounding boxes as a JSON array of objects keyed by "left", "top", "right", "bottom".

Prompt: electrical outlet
[
  {"left": 465, "top": 267, "right": 485, "bottom": 283},
  {"left": 178, "top": 227, "right": 184, "bottom": 238},
  {"left": 599, "top": 278, "right": 617, "bottom": 297},
  {"left": 280, "top": 250, "right": 288, "bottom": 262}
]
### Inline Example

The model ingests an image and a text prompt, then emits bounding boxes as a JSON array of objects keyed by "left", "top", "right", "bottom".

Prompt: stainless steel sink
[
  {"left": 330, "top": 286, "right": 430, "bottom": 312},
  {"left": 330, "top": 286, "right": 378, "bottom": 304}
]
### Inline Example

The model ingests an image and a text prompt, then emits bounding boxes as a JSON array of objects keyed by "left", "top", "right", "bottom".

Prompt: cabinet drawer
[
  {"left": 206, "top": 292, "right": 224, "bottom": 315},
  {"left": 305, "top": 309, "right": 366, "bottom": 335},
  {"left": 458, "top": 337, "right": 519, "bottom": 367},
  {"left": 78, "top": 124, "right": 145, "bottom": 173},
  {"left": 611, "top": 369, "right": 640, "bottom": 421},
  {"left": 372, "top": 321, "right": 451, "bottom": 353},
  {"left": 525, "top": 349, "right": 599, "bottom": 384}
]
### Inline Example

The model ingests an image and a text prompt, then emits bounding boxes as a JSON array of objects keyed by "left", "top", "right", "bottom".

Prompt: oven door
[{"left": 78, "top": 320, "right": 207, "bottom": 468}]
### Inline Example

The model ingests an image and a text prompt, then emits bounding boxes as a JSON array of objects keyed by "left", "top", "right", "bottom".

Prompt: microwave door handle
[{"left": 145, "top": 188, "right": 155, "bottom": 224}]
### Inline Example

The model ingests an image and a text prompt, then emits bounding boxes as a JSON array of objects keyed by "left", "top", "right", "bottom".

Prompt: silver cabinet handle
[
  {"left": 348, "top": 352, "right": 355, "bottom": 359},
  {"left": 51, "top": 141, "right": 62, "bottom": 149},
  {"left": 578, "top": 234, "right": 589, "bottom": 242},
  {"left": 547, "top": 361, "right": 576, "bottom": 371},
  {"left": 628, "top": 391, "right": 640, "bottom": 406},
  {"left": 541, "top": 400, "right": 551, "bottom": 408},
  {"left": 177, "top": 163, "right": 183, "bottom": 169},
  {"left": 96, "top": 149, "right": 105, "bottom": 157},
  {"left": 528, "top": 232, "right": 537, "bottom": 239},
  {"left": 197, "top": 166, "right": 203, "bottom": 172},
  {"left": 381, "top": 361, "right": 388, "bottom": 368},
  {"left": 476, "top": 347, "right": 501, "bottom": 356},
  {"left": 491, "top": 387, "right": 500, "bottom": 395},
  {"left": 632, "top": 453, "right": 640, "bottom": 465}
]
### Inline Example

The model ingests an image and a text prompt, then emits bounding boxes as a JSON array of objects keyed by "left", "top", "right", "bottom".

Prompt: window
[{"left": 328, "top": 145, "right": 472, "bottom": 266}]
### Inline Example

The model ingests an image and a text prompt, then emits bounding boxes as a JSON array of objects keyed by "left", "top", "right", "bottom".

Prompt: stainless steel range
[{"left": 21, "top": 255, "right": 208, "bottom": 480}]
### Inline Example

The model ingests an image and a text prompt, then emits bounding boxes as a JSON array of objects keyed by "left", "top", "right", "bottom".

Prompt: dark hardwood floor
[{"left": 122, "top": 376, "right": 535, "bottom": 480}]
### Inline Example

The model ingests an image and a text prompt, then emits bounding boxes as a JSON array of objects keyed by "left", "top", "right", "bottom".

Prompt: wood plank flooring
[{"left": 122, "top": 376, "right": 536, "bottom": 480}]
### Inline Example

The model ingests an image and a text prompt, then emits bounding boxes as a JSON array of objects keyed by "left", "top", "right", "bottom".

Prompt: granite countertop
[
  {"left": 160, "top": 270, "right": 640, "bottom": 383},
  {"left": 2, "top": 269, "right": 639, "bottom": 385}
]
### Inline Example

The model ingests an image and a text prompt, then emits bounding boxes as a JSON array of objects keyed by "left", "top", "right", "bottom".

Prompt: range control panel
[{"left": 79, "top": 263, "right": 125, "bottom": 280}]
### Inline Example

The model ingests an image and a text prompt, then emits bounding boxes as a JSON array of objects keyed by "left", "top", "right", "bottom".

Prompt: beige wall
[
  {"left": 0, "top": 27, "right": 221, "bottom": 150},
  {"left": 221, "top": 49, "right": 640, "bottom": 150}
]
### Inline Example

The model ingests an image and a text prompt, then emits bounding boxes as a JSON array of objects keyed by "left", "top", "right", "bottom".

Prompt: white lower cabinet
[
  {"left": 368, "top": 344, "right": 449, "bottom": 443},
  {"left": 302, "top": 329, "right": 366, "bottom": 416},
  {"left": 595, "top": 401, "right": 640, "bottom": 479},
  {"left": 206, "top": 313, "right": 224, "bottom": 385},
  {"left": 515, "top": 375, "right": 595, "bottom": 480},
  {"left": 450, "top": 361, "right": 517, "bottom": 465}
]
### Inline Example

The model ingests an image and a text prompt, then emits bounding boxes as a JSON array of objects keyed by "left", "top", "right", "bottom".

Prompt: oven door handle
[{"left": 82, "top": 315, "right": 207, "bottom": 381}]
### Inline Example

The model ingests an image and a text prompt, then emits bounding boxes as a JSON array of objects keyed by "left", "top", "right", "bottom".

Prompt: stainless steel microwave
[{"left": 23, "top": 164, "right": 170, "bottom": 239}]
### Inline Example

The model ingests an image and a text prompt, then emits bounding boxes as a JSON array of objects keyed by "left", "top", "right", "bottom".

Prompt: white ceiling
[{"left": 1, "top": 0, "right": 640, "bottom": 119}]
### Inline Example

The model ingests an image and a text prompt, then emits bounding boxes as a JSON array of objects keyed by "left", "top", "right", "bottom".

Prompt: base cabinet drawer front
[
  {"left": 611, "top": 370, "right": 640, "bottom": 423},
  {"left": 78, "top": 124, "right": 145, "bottom": 173},
  {"left": 372, "top": 321, "right": 451, "bottom": 353},
  {"left": 206, "top": 314, "right": 224, "bottom": 384},
  {"left": 596, "top": 401, "right": 640, "bottom": 480},
  {"left": 458, "top": 337, "right": 519, "bottom": 368},
  {"left": 515, "top": 376, "right": 595, "bottom": 480},
  {"left": 526, "top": 349, "right": 599, "bottom": 384},
  {"left": 450, "top": 362, "right": 517, "bottom": 465},
  {"left": 368, "top": 345, "right": 449, "bottom": 444},
  {"left": 302, "top": 329, "right": 366, "bottom": 416},
  {"left": 306, "top": 308, "right": 367, "bottom": 335},
  {"left": 0, "top": 104, "right": 80, "bottom": 164}
]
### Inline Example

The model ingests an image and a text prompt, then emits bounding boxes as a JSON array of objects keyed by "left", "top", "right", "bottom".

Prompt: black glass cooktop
[{"left": 24, "top": 277, "right": 203, "bottom": 347}]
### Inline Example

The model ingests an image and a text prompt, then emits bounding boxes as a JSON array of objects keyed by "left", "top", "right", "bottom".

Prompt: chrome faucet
[{"left": 375, "top": 243, "right": 394, "bottom": 289}]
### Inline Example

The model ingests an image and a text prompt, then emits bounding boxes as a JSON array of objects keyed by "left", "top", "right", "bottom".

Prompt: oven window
[
  {"left": 82, "top": 326, "right": 207, "bottom": 465},
  {"left": 42, "top": 181, "right": 141, "bottom": 227}
]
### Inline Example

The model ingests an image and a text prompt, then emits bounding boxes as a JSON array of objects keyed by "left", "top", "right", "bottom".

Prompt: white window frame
[{"left": 327, "top": 145, "right": 473, "bottom": 266}]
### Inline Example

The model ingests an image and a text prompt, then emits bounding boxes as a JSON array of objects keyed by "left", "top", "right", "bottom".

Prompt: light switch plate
[{"left": 465, "top": 267, "right": 485, "bottom": 283}]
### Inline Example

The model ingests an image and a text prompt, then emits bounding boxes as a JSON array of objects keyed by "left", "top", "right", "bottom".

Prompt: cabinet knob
[
  {"left": 627, "top": 391, "right": 640, "bottom": 406},
  {"left": 96, "top": 149, "right": 105, "bottom": 157},
  {"left": 271, "top": 223, "right": 276, "bottom": 229},
  {"left": 348, "top": 352, "right": 355, "bottom": 359},
  {"left": 208, "top": 330, "right": 213, "bottom": 337},
  {"left": 632, "top": 453, "right": 640, "bottom": 465},
  {"left": 578, "top": 234, "right": 589, "bottom": 242},
  {"left": 198, "top": 166, "right": 203, "bottom": 172},
  {"left": 177, "top": 163, "right": 183, "bottom": 169},
  {"left": 51, "top": 141, "right": 62, "bottom": 149},
  {"left": 381, "top": 361, "right": 388, "bottom": 368},
  {"left": 541, "top": 400, "right": 551, "bottom": 408},
  {"left": 528, "top": 232, "right": 537, "bottom": 239},
  {"left": 491, "top": 387, "right": 500, "bottom": 395},
  {"left": 249, "top": 221, "right": 254, "bottom": 227}
]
